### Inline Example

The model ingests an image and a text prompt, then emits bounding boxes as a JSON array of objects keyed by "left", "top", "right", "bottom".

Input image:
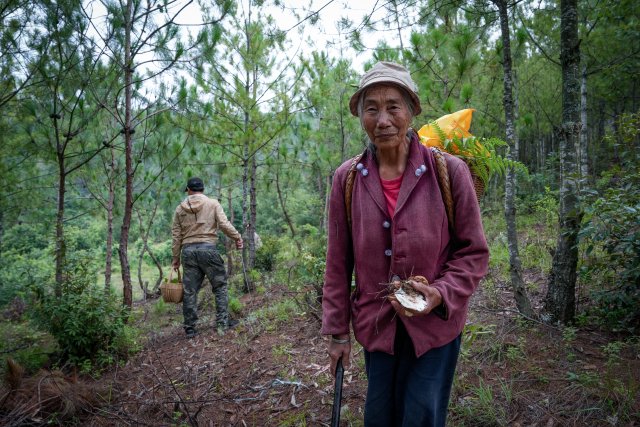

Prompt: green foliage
[
  {"left": 228, "top": 296, "right": 243, "bottom": 314},
  {"left": 0, "top": 247, "right": 53, "bottom": 307},
  {"left": 254, "top": 235, "right": 280, "bottom": 272},
  {"left": 0, "top": 321, "right": 55, "bottom": 375},
  {"left": 578, "top": 114, "right": 640, "bottom": 333},
  {"left": 430, "top": 121, "right": 528, "bottom": 187},
  {"left": 0, "top": 221, "right": 54, "bottom": 306},
  {"left": 30, "top": 255, "right": 135, "bottom": 367},
  {"left": 460, "top": 323, "right": 496, "bottom": 358},
  {"left": 249, "top": 298, "right": 299, "bottom": 325},
  {"left": 452, "top": 378, "right": 507, "bottom": 426},
  {"left": 529, "top": 186, "right": 559, "bottom": 224},
  {"left": 153, "top": 297, "right": 172, "bottom": 316},
  {"left": 579, "top": 182, "right": 640, "bottom": 332}
]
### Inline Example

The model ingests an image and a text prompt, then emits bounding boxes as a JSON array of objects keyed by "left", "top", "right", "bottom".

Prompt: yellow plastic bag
[{"left": 417, "top": 109, "right": 475, "bottom": 152}]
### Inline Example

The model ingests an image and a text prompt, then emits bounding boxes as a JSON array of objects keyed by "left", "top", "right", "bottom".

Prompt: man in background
[{"left": 171, "top": 177, "right": 243, "bottom": 338}]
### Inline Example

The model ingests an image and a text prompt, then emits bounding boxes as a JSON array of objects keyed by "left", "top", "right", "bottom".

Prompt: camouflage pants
[{"left": 180, "top": 243, "right": 228, "bottom": 331}]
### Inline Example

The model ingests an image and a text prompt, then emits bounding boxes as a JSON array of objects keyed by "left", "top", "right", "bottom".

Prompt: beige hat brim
[{"left": 349, "top": 80, "right": 422, "bottom": 117}]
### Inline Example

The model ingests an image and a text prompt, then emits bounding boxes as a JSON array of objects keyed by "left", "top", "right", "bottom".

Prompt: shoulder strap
[
  {"left": 430, "top": 147, "right": 454, "bottom": 229},
  {"left": 345, "top": 152, "right": 364, "bottom": 229},
  {"left": 344, "top": 147, "right": 454, "bottom": 230}
]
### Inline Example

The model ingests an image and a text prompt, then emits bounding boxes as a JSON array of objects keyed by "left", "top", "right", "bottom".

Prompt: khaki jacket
[{"left": 171, "top": 194, "right": 242, "bottom": 263}]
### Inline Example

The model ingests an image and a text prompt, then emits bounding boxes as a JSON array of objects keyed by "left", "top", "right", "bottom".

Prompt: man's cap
[
  {"left": 349, "top": 61, "right": 422, "bottom": 117},
  {"left": 185, "top": 177, "right": 204, "bottom": 192}
]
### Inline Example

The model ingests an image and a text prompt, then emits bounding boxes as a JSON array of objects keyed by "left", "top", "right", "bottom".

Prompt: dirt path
[{"left": 89, "top": 287, "right": 367, "bottom": 426}]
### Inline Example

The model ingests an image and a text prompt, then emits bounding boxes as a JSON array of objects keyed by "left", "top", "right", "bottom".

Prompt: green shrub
[
  {"left": 0, "top": 222, "right": 104, "bottom": 307},
  {"left": 228, "top": 296, "right": 243, "bottom": 314},
  {"left": 30, "top": 255, "right": 132, "bottom": 367},
  {"left": 254, "top": 235, "right": 280, "bottom": 272},
  {"left": 579, "top": 113, "right": 640, "bottom": 333},
  {"left": 579, "top": 182, "right": 640, "bottom": 333},
  {"left": 0, "top": 248, "right": 53, "bottom": 306},
  {"left": 0, "top": 221, "right": 54, "bottom": 306}
]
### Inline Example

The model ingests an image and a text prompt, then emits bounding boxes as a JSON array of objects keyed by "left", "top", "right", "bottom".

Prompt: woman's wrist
[{"left": 331, "top": 334, "right": 350, "bottom": 344}]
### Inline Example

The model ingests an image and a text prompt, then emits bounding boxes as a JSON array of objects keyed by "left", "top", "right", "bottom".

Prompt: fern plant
[{"left": 428, "top": 121, "right": 528, "bottom": 187}]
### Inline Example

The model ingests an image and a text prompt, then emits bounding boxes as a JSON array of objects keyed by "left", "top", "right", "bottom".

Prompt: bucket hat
[{"left": 349, "top": 61, "right": 422, "bottom": 117}]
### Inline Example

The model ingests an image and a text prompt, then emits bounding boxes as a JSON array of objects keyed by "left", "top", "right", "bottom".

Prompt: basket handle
[{"left": 168, "top": 266, "right": 182, "bottom": 283}]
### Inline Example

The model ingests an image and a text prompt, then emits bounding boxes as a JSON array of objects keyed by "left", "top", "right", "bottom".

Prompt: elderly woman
[{"left": 322, "top": 62, "right": 489, "bottom": 426}]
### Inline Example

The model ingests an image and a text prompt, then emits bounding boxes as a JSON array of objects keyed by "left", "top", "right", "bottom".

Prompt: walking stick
[{"left": 331, "top": 356, "right": 344, "bottom": 427}]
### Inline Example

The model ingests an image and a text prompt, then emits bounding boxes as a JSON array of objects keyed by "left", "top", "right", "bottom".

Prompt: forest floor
[
  {"left": 2, "top": 270, "right": 639, "bottom": 426},
  {"left": 78, "top": 269, "right": 639, "bottom": 427}
]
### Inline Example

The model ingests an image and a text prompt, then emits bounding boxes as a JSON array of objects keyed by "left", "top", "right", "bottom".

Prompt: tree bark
[
  {"left": 119, "top": 0, "right": 134, "bottom": 310},
  {"left": 241, "top": 125, "right": 251, "bottom": 292},
  {"left": 579, "top": 64, "right": 589, "bottom": 183},
  {"left": 545, "top": 0, "right": 582, "bottom": 323},
  {"left": 495, "top": 0, "right": 535, "bottom": 318},
  {"left": 226, "top": 187, "right": 235, "bottom": 276},
  {"left": 54, "top": 132, "right": 66, "bottom": 296},
  {"left": 104, "top": 145, "right": 115, "bottom": 293},
  {"left": 249, "top": 154, "right": 257, "bottom": 269},
  {"left": 136, "top": 207, "right": 161, "bottom": 298},
  {"left": 0, "top": 211, "right": 4, "bottom": 260},
  {"left": 275, "top": 169, "right": 301, "bottom": 251},
  {"left": 147, "top": 242, "right": 163, "bottom": 293},
  {"left": 321, "top": 173, "right": 329, "bottom": 234}
]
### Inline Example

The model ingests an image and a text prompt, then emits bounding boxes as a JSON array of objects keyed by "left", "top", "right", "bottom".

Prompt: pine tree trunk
[
  {"left": 104, "top": 145, "right": 115, "bottom": 293},
  {"left": 495, "top": 0, "right": 535, "bottom": 318},
  {"left": 249, "top": 155, "right": 257, "bottom": 269},
  {"left": 147, "top": 242, "right": 163, "bottom": 293},
  {"left": 119, "top": 0, "right": 134, "bottom": 310},
  {"left": 226, "top": 187, "right": 235, "bottom": 277},
  {"left": 545, "top": 0, "right": 582, "bottom": 323},
  {"left": 137, "top": 243, "right": 145, "bottom": 299},
  {"left": 276, "top": 169, "right": 301, "bottom": 251},
  {"left": 54, "top": 147, "right": 66, "bottom": 296},
  {"left": 321, "top": 173, "right": 330, "bottom": 234},
  {"left": 136, "top": 208, "right": 159, "bottom": 298},
  {"left": 0, "top": 211, "right": 4, "bottom": 260},
  {"left": 241, "top": 129, "right": 251, "bottom": 292},
  {"left": 579, "top": 64, "right": 589, "bottom": 183}
]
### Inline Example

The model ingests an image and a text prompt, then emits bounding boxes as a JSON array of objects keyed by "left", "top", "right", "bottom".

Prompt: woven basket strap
[
  {"left": 168, "top": 267, "right": 181, "bottom": 283},
  {"left": 345, "top": 153, "right": 363, "bottom": 229},
  {"left": 431, "top": 147, "right": 454, "bottom": 229}
]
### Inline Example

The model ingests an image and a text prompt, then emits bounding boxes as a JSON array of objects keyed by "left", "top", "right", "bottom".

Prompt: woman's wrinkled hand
[
  {"left": 389, "top": 279, "right": 442, "bottom": 317},
  {"left": 327, "top": 335, "right": 351, "bottom": 376}
]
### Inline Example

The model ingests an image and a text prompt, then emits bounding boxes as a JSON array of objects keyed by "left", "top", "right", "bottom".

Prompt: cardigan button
[
  {"left": 361, "top": 168, "right": 369, "bottom": 176},
  {"left": 356, "top": 163, "right": 364, "bottom": 171},
  {"left": 384, "top": 249, "right": 392, "bottom": 257},
  {"left": 415, "top": 168, "right": 422, "bottom": 177},
  {"left": 383, "top": 220, "right": 391, "bottom": 229},
  {"left": 420, "top": 164, "right": 427, "bottom": 172}
]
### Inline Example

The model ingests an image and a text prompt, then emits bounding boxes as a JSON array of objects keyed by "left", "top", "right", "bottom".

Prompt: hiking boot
[
  {"left": 185, "top": 328, "right": 198, "bottom": 339},
  {"left": 216, "top": 319, "right": 239, "bottom": 335}
]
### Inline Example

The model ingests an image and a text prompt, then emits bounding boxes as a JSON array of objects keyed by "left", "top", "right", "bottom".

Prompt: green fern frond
[
  {"left": 430, "top": 120, "right": 449, "bottom": 146},
  {"left": 427, "top": 127, "right": 528, "bottom": 187}
]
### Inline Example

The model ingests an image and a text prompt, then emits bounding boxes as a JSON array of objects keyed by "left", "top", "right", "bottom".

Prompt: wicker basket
[{"left": 160, "top": 268, "right": 183, "bottom": 303}]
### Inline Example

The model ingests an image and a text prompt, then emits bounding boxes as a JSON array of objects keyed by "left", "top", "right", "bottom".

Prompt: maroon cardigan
[{"left": 321, "top": 136, "right": 489, "bottom": 357}]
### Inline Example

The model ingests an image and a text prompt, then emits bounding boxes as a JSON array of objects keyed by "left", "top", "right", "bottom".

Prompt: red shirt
[{"left": 380, "top": 175, "right": 403, "bottom": 218}]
